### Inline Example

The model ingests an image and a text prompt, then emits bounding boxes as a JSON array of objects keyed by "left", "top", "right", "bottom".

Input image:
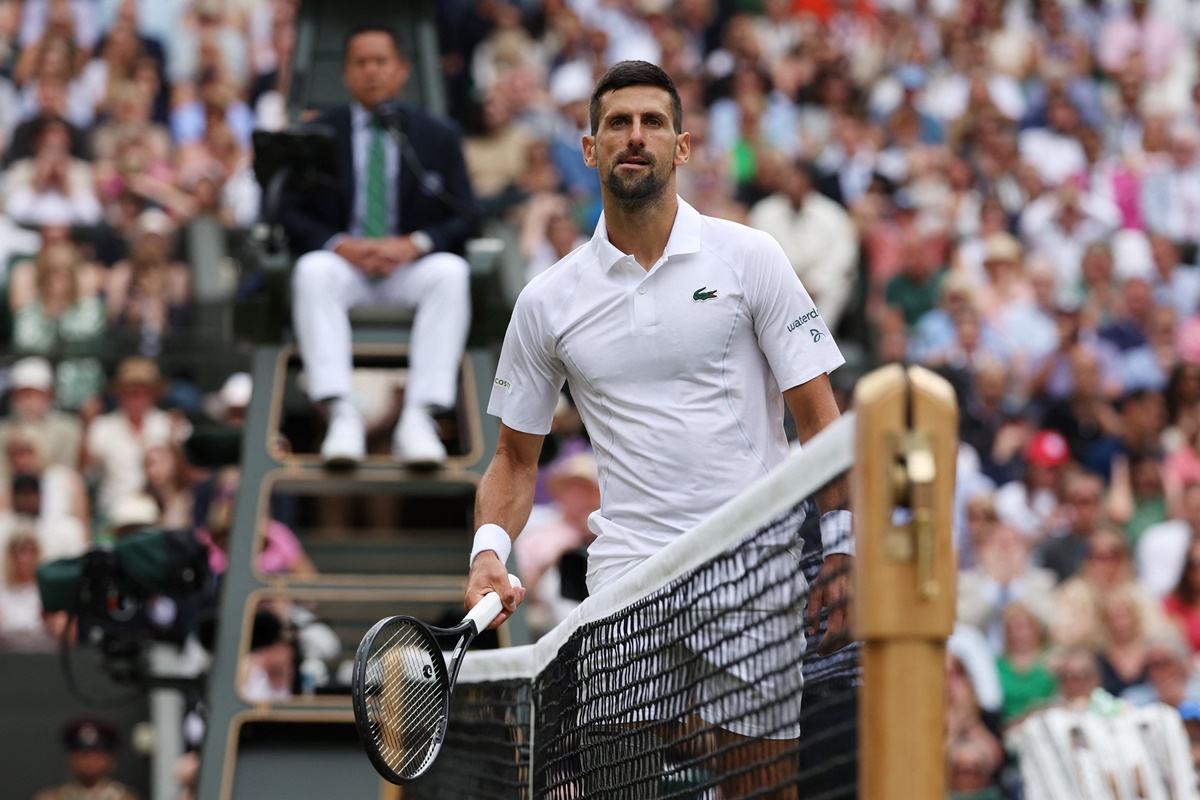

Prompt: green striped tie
[{"left": 362, "top": 121, "right": 388, "bottom": 238}]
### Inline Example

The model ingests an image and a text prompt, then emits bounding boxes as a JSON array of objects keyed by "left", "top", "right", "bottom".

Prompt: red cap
[{"left": 1025, "top": 430, "right": 1070, "bottom": 468}]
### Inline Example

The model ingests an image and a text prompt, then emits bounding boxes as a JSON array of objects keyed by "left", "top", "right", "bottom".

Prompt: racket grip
[{"left": 465, "top": 574, "right": 523, "bottom": 632}]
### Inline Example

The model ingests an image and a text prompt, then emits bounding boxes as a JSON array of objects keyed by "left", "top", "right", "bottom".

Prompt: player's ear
[
  {"left": 582, "top": 134, "right": 597, "bottom": 169},
  {"left": 674, "top": 131, "right": 691, "bottom": 167}
]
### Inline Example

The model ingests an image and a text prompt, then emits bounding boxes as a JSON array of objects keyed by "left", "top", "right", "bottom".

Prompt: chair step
[{"left": 301, "top": 537, "right": 470, "bottom": 575}]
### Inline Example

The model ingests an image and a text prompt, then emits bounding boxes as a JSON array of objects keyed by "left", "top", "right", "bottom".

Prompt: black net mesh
[
  {"left": 410, "top": 472, "right": 857, "bottom": 800},
  {"left": 406, "top": 678, "right": 532, "bottom": 799}
]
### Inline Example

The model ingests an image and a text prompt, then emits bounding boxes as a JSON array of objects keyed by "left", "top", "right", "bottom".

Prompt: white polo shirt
[{"left": 489, "top": 198, "right": 844, "bottom": 590}]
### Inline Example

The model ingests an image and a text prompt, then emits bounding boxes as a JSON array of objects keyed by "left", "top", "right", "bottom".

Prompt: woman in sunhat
[{"left": 83, "top": 356, "right": 189, "bottom": 521}]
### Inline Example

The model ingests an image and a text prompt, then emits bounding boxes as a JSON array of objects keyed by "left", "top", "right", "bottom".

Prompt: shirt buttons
[{"left": 637, "top": 286, "right": 647, "bottom": 295}]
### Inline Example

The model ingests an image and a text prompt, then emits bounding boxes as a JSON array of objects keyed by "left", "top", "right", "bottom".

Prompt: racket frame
[
  {"left": 352, "top": 615, "right": 467, "bottom": 784},
  {"left": 351, "top": 576, "right": 519, "bottom": 784}
]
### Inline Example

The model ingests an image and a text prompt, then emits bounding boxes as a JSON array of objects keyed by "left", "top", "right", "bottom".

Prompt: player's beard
[{"left": 603, "top": 150, "right": 669, "bottom": 203}]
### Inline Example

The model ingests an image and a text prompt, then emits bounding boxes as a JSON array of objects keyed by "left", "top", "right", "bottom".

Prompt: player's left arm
[
  {"left": 784, "top": 377, "right": 854, "bottom": 655},
  {"left": 744, "top": 228, "right": 851, "bottom": 651}
]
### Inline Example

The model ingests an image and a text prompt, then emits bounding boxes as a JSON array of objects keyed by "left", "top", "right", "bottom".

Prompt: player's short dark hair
[
  {"left": 589, "top": 61, "right": 682, "bottom": 135},
  {"left": 343, "top": 23, "right": 404, "bottom": 62}
]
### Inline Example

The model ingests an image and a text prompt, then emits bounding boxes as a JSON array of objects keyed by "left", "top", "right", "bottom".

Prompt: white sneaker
[
  {"left": 393, "top": 409, "right": 447, "bottom": 468},
  {"left": 320, "top": 403, "right": 365, "bottom": 467}
]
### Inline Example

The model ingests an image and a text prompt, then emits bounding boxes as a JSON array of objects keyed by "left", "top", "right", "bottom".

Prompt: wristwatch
[{"left": 411, "top": 231, "right": 434, "bottom": 255}]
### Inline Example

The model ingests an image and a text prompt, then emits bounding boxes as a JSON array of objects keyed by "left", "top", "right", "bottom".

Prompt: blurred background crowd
[{"left": 0, "top": 0, "right": 1199, "bottom": 797}]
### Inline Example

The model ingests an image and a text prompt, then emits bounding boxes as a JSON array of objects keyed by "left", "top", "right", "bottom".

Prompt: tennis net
[{"left": 408, "top": 412, "right": 857, "bottom": 800}]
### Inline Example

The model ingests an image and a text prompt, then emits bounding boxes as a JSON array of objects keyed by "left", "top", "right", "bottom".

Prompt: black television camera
[{"left": 38, "top": 529, "right": 213, "bottom": 689}]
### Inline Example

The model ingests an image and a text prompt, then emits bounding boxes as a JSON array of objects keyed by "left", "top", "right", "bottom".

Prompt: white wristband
[
  {"left": 470, "top": 523, "right": 512, "bottom": 567},
  {"left": 820, "top": 510, "right": 855, "bottom": 558}
]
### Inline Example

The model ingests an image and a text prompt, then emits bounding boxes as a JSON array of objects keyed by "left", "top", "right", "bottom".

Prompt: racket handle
[{"left": 465, "top": 574, "right": 523, "bottom": 632}]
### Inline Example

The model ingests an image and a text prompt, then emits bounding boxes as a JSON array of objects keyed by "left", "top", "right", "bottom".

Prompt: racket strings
[{"left": 363, "top": 619, "right": 449, "bottom": 779}]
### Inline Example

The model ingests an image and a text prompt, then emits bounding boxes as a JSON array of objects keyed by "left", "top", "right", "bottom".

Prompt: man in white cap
[
  {"left": 205, "top": 372, "right": 252, "bottom": 429},
  {"left": 0, "top": 357, "right": 82, "bottom": 478},
  {"left": 548, "top": 62, "right": 603, "bottom": 212}
]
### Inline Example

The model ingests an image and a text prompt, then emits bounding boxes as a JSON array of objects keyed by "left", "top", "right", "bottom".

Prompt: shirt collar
[
  {"left": 351, "top": 102, "right": 373, "bottom": 131},
  {"left": 591, "top": 196, "right": 703, "bottom": 272}
]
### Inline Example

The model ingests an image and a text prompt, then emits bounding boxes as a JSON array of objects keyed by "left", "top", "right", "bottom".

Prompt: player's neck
[{"left": 603, "top": 191, "right": 678, "bottom": 272}]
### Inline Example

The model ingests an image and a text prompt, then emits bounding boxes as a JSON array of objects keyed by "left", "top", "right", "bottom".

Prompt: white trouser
[{"left": 291, "top": 249, "right": 471, "bottom": 411}]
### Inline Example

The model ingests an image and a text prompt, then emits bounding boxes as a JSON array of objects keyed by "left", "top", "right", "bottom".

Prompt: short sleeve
[
  {"left": 487, "top": 289, "right": 567, "bottom": 435},
  {"left": 746, "top": 234, "right": 845, "bottom": 391}
]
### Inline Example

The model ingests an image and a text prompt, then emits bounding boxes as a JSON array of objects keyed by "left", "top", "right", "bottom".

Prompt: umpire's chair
[{"left": 195, "top": 3, "right": 520, "bottom": 798}]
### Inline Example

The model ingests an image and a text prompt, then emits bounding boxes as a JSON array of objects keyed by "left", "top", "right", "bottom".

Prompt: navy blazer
[{"left": 278, "top": 101, "right": 479, "bottom": 256}]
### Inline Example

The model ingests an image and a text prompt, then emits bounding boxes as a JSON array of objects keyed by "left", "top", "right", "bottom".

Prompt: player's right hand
[{"left": 465, "top": 553, "right": 525, "bottom": 629}]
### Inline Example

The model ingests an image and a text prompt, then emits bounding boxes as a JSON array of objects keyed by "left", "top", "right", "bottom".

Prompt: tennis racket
[{"left": 351, "top": 574, "right": 522, "bottom": 784}]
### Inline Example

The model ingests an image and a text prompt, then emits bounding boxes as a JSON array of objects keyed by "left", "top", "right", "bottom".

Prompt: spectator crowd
[
  {"left": 0, "top": 0, "right": 304, "bottom": 642},
  {"left": 439, "top": 0, "right": 1200, "bottom": 795},
  {"left": 441, "top": 0, "right": 1200, "bottom": 796},
  {"left": 0, "top": 0, "right": 1199, "bottom": 796}
]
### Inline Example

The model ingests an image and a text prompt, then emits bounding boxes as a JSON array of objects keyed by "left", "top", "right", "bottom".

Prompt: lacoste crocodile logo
[{"left": 693, "top": 287, "right": 718, "bottom": 302}]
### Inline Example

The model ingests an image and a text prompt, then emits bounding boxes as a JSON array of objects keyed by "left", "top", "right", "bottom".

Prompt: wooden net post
[{"left": 854, "top": 364, "right": 958, "bottom": 800}]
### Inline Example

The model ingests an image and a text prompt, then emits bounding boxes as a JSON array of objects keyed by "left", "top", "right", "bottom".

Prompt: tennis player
[{"left": 466, "top": 61, "right": 853, "bottom": 796}]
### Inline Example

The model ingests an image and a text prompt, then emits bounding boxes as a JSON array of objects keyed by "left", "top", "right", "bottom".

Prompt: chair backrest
[{"left": 289, "top": 0, "right": 444, "bottom": 119}]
